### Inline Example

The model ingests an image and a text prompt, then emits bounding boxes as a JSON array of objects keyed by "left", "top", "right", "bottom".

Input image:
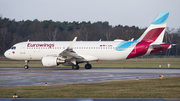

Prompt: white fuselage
[{"left": 4, "top": 41, "right": 138, "bottom": 61}]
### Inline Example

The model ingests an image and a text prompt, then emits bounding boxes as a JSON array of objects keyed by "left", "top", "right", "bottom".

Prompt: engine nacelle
[{"left": 41, "top": 56, "right": 64, "bottom": 67}]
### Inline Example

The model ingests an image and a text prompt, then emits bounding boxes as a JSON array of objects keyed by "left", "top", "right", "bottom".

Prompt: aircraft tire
[
  {"left": 72, "top": 65, "right": 79, "bottom": 70},
  {"left": 85, "top": 64, "right": 92, "bottom": 69},
  {"left": 24, "top": 65, "right": 29, "bottom": 69}
]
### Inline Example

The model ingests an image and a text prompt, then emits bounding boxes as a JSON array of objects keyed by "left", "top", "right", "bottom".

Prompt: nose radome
[{"left": 4, "top": 50, "right": 9, "bottom": 58}]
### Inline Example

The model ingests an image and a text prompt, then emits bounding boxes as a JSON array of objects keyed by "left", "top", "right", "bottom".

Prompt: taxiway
[{"left": 0, "top": 68, "right": 180, "bottom": 87}]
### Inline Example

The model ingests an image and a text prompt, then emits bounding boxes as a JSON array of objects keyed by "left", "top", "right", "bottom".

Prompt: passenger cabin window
[{"left": 11, "top": 46, "right": 16, "bottom": 50}]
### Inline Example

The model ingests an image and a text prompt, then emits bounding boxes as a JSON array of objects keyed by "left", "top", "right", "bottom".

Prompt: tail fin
[{"left": 137, "top": 12, "right": 169, "bottom": 43}]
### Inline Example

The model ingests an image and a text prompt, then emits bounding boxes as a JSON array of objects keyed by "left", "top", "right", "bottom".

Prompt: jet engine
[{"left": 41, "top": 56, "right": 65, "bottom": 67}]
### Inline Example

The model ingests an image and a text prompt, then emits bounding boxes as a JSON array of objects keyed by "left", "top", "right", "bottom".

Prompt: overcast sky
[{"left": 0, "top": 0, "right": 179, "bottom": 28}]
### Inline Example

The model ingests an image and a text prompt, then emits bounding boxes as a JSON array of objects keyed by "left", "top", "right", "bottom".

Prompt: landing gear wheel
[
  {"left": 72, "top": 65, "right": 79, "bottom": 70},
  {"left": 24, "top": 60, "right": 29, "bottom": 69},
  {"left": 24, "top": 65, "right": 29, "bottom": 69},
  {"left": 85, "top": 64, "right": 92, "bottom": 69}
]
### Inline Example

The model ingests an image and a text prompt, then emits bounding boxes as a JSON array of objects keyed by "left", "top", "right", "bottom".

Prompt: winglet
[{"left": 68, "top": 37, "right": 77, "bottom": 49}]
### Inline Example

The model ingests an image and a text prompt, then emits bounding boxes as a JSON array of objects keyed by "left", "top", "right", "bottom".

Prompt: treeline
[{"left": 0, "top": 17, "right": 180, "bottom": 56}]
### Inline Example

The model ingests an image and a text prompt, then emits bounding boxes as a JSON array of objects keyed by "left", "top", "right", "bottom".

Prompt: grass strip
[
  {"left": 0, "top": 58, "right": 180, "bottom": 68},
  {"left": 0, "top": 77, "right": 180, "bottom": 98}
]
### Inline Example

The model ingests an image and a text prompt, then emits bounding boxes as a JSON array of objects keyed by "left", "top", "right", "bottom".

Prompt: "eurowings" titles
[{"left": 27, "top": 43, "right": 54, "bottom": 48}]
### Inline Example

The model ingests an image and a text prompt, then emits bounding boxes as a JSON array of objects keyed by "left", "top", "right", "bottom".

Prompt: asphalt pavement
[{"left": 0, "top": 68, "right": 180, "bottom": 87}]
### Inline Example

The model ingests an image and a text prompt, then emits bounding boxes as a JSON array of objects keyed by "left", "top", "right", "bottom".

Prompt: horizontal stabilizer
[
  {"left": 149, "top": 44, "right": 162, "bottom": 49},
  {"left": 149, "top": 43, "right": 172, "bottom": 49}
]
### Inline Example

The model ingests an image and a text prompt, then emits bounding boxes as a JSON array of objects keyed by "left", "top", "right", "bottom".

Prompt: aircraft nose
[
  {"left": 4, "top": 50, "right": 10, "bottom": 58},
  {"left": 4, "top": 50, "right": 8, "bottom": 57}
]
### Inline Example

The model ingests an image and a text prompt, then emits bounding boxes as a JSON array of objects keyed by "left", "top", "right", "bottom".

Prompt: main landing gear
[
  {"left": 72, "top": 62, "right": 92, "bottom": 70},
  {"left": 72, "top": 64, "right": 79, "bottom": 70},
  {"left": 24, "top": 60, "right": 29, "bottom": 69},
  {"left": 85, "top": 63, "right": 92, "bottom": 69}
]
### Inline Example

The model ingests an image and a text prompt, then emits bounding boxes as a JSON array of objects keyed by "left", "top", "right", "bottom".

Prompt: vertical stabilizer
[
  {"left": 137, "top": 12, "right": 169, "bottom": 43},
  {"left": 127, "top": 12, "right": 170, "bottom": 59}
]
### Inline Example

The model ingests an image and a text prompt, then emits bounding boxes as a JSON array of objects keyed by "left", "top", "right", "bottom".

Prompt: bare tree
[
  {"left": 72, "top": 29, "right": 81, "bottom": 40},
  {"left": 52, "top": 27, "right": 58, "bottom": 41},
  {"left": 85, "top": 32, "right": 89, "bottom": 41},
  {"left": 46, "top": 27, "right": 58, "bottom": 41},
  {"left": 105, "top": 32, "right": 111, "bottom": 41},
  {"left": 12, "top": 33, "right": 22, "bottom": 45},
  {"left": 120, "top": 27, "right": 135, "bottom": 40},
  {"left": 0, "top": 28, "right": 8, "bottom": 52},
  {"left": 46, "top": 30, "right": 52, "bottom": 41},
  {"left": 164, "top": 32, "right": 168, "bottom": 56},
  {"left": 81, "top": 27, "right": 89, "bottom": 41},
  {"left": 166, "top": 28, "right": 175, "bottom": 56}
]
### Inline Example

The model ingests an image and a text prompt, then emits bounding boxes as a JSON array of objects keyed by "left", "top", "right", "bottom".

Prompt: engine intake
[{"left": 41, "top": 56, "right": 65, "bottom": 67}]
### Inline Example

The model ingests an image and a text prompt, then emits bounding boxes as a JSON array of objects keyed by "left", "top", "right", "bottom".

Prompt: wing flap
[
  {"left": 78, "top": 54, "right": 98, "bottom": 61},
  {"left": 60, "top": 49, "right": 83, "bottom": 59}
]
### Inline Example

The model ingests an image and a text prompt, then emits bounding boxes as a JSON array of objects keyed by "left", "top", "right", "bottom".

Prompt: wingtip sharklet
[{"left": 68, "top": 37, "right": 77, "bottom": 49}]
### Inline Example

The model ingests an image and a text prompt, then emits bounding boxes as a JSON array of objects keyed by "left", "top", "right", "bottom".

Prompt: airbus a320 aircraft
[{"left": 4, "top": 12, "right": 173, "bottom": 70}]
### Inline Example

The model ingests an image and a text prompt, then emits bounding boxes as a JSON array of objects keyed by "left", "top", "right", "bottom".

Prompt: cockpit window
[{"left": 11, "top": 46, "right": 16, "bottom": 50}]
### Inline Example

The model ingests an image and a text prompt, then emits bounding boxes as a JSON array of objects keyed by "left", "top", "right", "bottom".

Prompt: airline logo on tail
[{"left": 126, "top": 12, "right": 170, "bottom": 59}]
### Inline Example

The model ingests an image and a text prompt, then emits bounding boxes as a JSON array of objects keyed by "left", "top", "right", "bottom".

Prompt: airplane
[{"left": 4, "top": 12, "right": 172, "bottom": 70}]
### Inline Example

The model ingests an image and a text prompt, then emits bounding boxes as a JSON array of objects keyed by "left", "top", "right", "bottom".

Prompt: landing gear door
[{"left": 20, "top": 44, "right": 26, "bottom": 54}]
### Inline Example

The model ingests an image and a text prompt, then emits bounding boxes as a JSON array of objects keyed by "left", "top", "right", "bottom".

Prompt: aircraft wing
[
  {"left": 58, "top": 37, "right": 98, "bottom": 63},
  {"left": 59, "top": 37, "right": 83, "bottom": 59},
  {"left": 59, "top": 48, "right": 83, "bottom": 59}
]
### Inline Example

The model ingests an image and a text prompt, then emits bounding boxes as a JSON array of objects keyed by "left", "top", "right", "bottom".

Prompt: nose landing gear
[{"left": 24, "top": 60, "right": 29, "bottom": 69}]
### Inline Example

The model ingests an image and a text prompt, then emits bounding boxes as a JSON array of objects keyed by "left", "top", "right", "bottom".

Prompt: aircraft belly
[
  {"left": 98, "top": 51, "right": 129, "bottom": 61},
  {"left": 76, "top": 49, "right": 129, "bottom": 61}
]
